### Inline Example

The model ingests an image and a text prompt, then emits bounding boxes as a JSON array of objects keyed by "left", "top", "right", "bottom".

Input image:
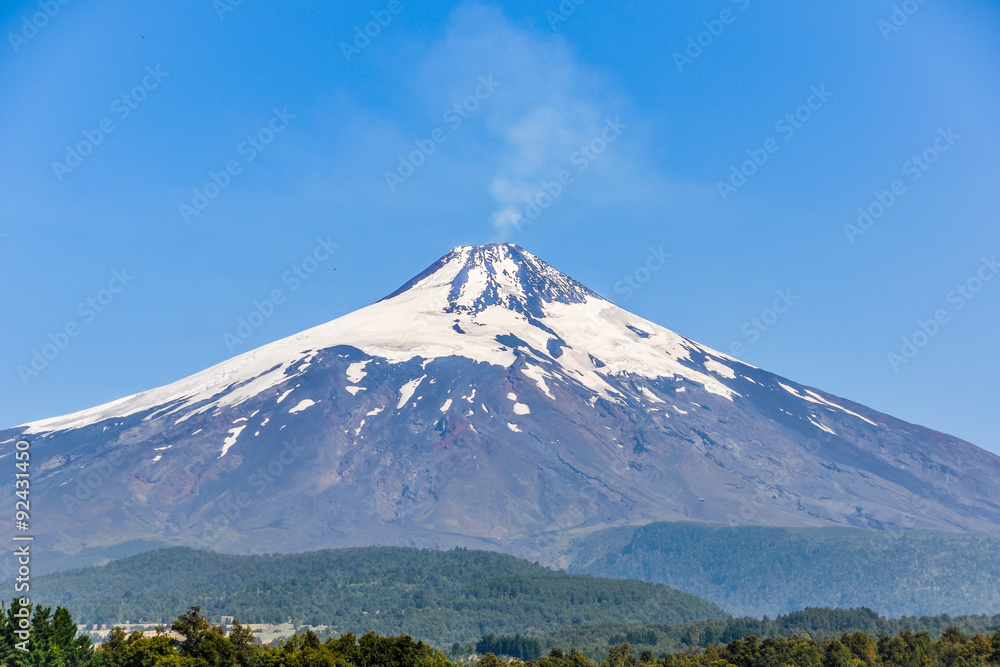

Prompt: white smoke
[{"left": 414, "top": 3, "right": 625, "bottom": 239}]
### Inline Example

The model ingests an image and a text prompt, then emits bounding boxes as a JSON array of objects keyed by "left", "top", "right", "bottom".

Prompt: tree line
[
  {"left": 540, "top": 608, "right": 1000, "bottom": 659},
  {"left": 2, "top": 601, "right": 1000, "bottom": 667}
]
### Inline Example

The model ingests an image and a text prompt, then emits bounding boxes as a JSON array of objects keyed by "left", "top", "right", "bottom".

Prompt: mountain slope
[
  {"left": 2, "top": 244, "right": 1000, "bottom": 573},
  {"left": 30, "top": 546, "right": 728, "bottom": 644}
]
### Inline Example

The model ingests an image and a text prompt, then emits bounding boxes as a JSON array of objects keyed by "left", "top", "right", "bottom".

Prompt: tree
[
  {"left": 170, "top": 606, "right": 236, "bottom": 667},
  {"left": 941, "top": 628, "right": 968, "bottom": 645},
  {"left": 98, "top": 627, "right": 131, "bottom": 667},
  {"left": 228, "top": 620, "right": 257, "bottom": 667},
  {"left": 840, "top": 632, "right": 877, "bottom": 665},
  {"left": 822, "top": 639, "right": 859, "bottom": 667},
  {"left": 28, "top": 604, "right": 54, "bottom": 666},
  {"left": 603, "top": 644, "right": 637, "bottom": 667},
  {"left": 477, "top": 653, "right": 503, "bottom": 667}
]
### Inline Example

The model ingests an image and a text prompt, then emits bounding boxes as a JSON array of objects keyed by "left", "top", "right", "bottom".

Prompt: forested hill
[
  {"left": 568, "top": 522, "right": 1000, "bottom": 618},
  {"left": 31, "top": 546, "right": 727, "bottom": 643}
]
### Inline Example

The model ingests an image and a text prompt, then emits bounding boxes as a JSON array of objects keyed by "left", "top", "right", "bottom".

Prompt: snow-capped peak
[
  {"left": 18, "top": 244, "right": 741, "bottom": 434},
  {"left": 383, "top": 244, "right": 599, "bottom": 317}
]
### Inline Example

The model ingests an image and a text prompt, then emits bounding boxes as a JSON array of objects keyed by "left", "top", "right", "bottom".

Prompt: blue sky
[{"left": 2, "top": 0, "right": 999, "bottom": 454}]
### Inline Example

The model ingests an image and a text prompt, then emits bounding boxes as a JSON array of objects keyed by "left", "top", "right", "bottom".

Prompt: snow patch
[
  {"left": 440, "top": 399, "right": 453, "bottom": 412},
  {"left": 345, "top": 386, "right": 366, "bottom": 395},
  {"left": 397, "top": 376, "right": 426, "bottom": 409},
  {"left": 639, "top": 386, "right": 665, "bottom": 404},
  {"left": 809, "top": 417, "right": 837, "bottom": 435},
  {"left": 220, "top": 425, "right": 247, "bottom": 458},
  {"left": 521, "top": 364, "right": 555, "bottom": 399},
  {"left": 289, "top": 399, "right": 316, "bottom": 414},
  {"left": 507, "top": 423, "right": 521, "bottom": 432},
  {"left": 346, "top": 360, "right": 370, "bottom": 384},
  {"left": 704, "top": 358, "right": 736, "bottom": 379},
  {"left": 513, "top": 402, "right": 530, "bottom": 415},
  {"left": 779, "top": 383, "right": 879, "bottom": 426},
  {"left": 276, "top": 389, "right": 294, "bottom": 404}
]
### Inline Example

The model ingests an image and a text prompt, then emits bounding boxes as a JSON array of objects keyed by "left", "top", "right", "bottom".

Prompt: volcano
[{"left": 4, "top": 244, "right": 1000, "bottom": 572}]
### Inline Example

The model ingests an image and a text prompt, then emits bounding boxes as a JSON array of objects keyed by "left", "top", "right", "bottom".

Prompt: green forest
[
  {"left": 3, "top": 601, "right": 1000, "bottom": 667},
  {"left": 568, "top": 522, "right": 1000, "bottom": 617},
  {"left": 30, "top": 547, "right": 726, "bottom": 644},
  {"left": 537, "top": 609, "right": 1000, "bottom": 660}
]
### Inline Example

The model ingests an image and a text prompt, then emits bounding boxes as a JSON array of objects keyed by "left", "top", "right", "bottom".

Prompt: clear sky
[{"left": 2, "top": 0, "right": 998, "bottom": 454}]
